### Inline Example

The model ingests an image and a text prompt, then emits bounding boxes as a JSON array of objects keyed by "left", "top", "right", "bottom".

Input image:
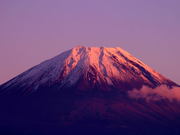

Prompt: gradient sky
[{"left": 0, "top": 0, "right": 180, "bottom": 84}]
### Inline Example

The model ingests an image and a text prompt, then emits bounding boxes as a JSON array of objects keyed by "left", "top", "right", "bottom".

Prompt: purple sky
[{"left": 0, "top": 0, "right": 180, "bottom": 84}]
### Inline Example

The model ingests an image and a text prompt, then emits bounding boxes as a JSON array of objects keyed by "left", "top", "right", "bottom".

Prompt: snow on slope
[{"left": 1, "top": 46, "right": 177, "bottom": 93}]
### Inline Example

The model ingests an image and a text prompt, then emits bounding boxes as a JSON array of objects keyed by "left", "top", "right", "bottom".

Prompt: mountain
[
  {"left": 0, "top": 46, "right": 177, "bottom": 95},
  {"left": 0, "top": 46, "right": 180, "bottom": 135}
]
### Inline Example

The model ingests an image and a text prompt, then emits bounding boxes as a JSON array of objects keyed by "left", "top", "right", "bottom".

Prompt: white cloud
[{"left": 128, "top": 85, "right": 180, "bottom": 102}]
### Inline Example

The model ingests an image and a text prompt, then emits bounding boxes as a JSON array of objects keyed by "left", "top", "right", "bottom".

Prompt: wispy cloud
[{"left": 128, "top": 85, "right": 180, "bottom": 102}]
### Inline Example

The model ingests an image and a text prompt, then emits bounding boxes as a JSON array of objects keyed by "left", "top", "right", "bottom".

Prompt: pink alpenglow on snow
[{"left": 1, "top": 46, "right": 178, "bottom": 95}]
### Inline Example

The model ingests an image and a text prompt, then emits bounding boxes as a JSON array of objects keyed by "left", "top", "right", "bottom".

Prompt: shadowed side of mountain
[{"left": 0, "top": 87, "right": 180, "bottom": 135}]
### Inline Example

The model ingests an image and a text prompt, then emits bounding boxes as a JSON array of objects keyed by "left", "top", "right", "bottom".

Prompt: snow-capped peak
[{"left": 1, "top": 46, "right": 177, "bottom": 94}]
